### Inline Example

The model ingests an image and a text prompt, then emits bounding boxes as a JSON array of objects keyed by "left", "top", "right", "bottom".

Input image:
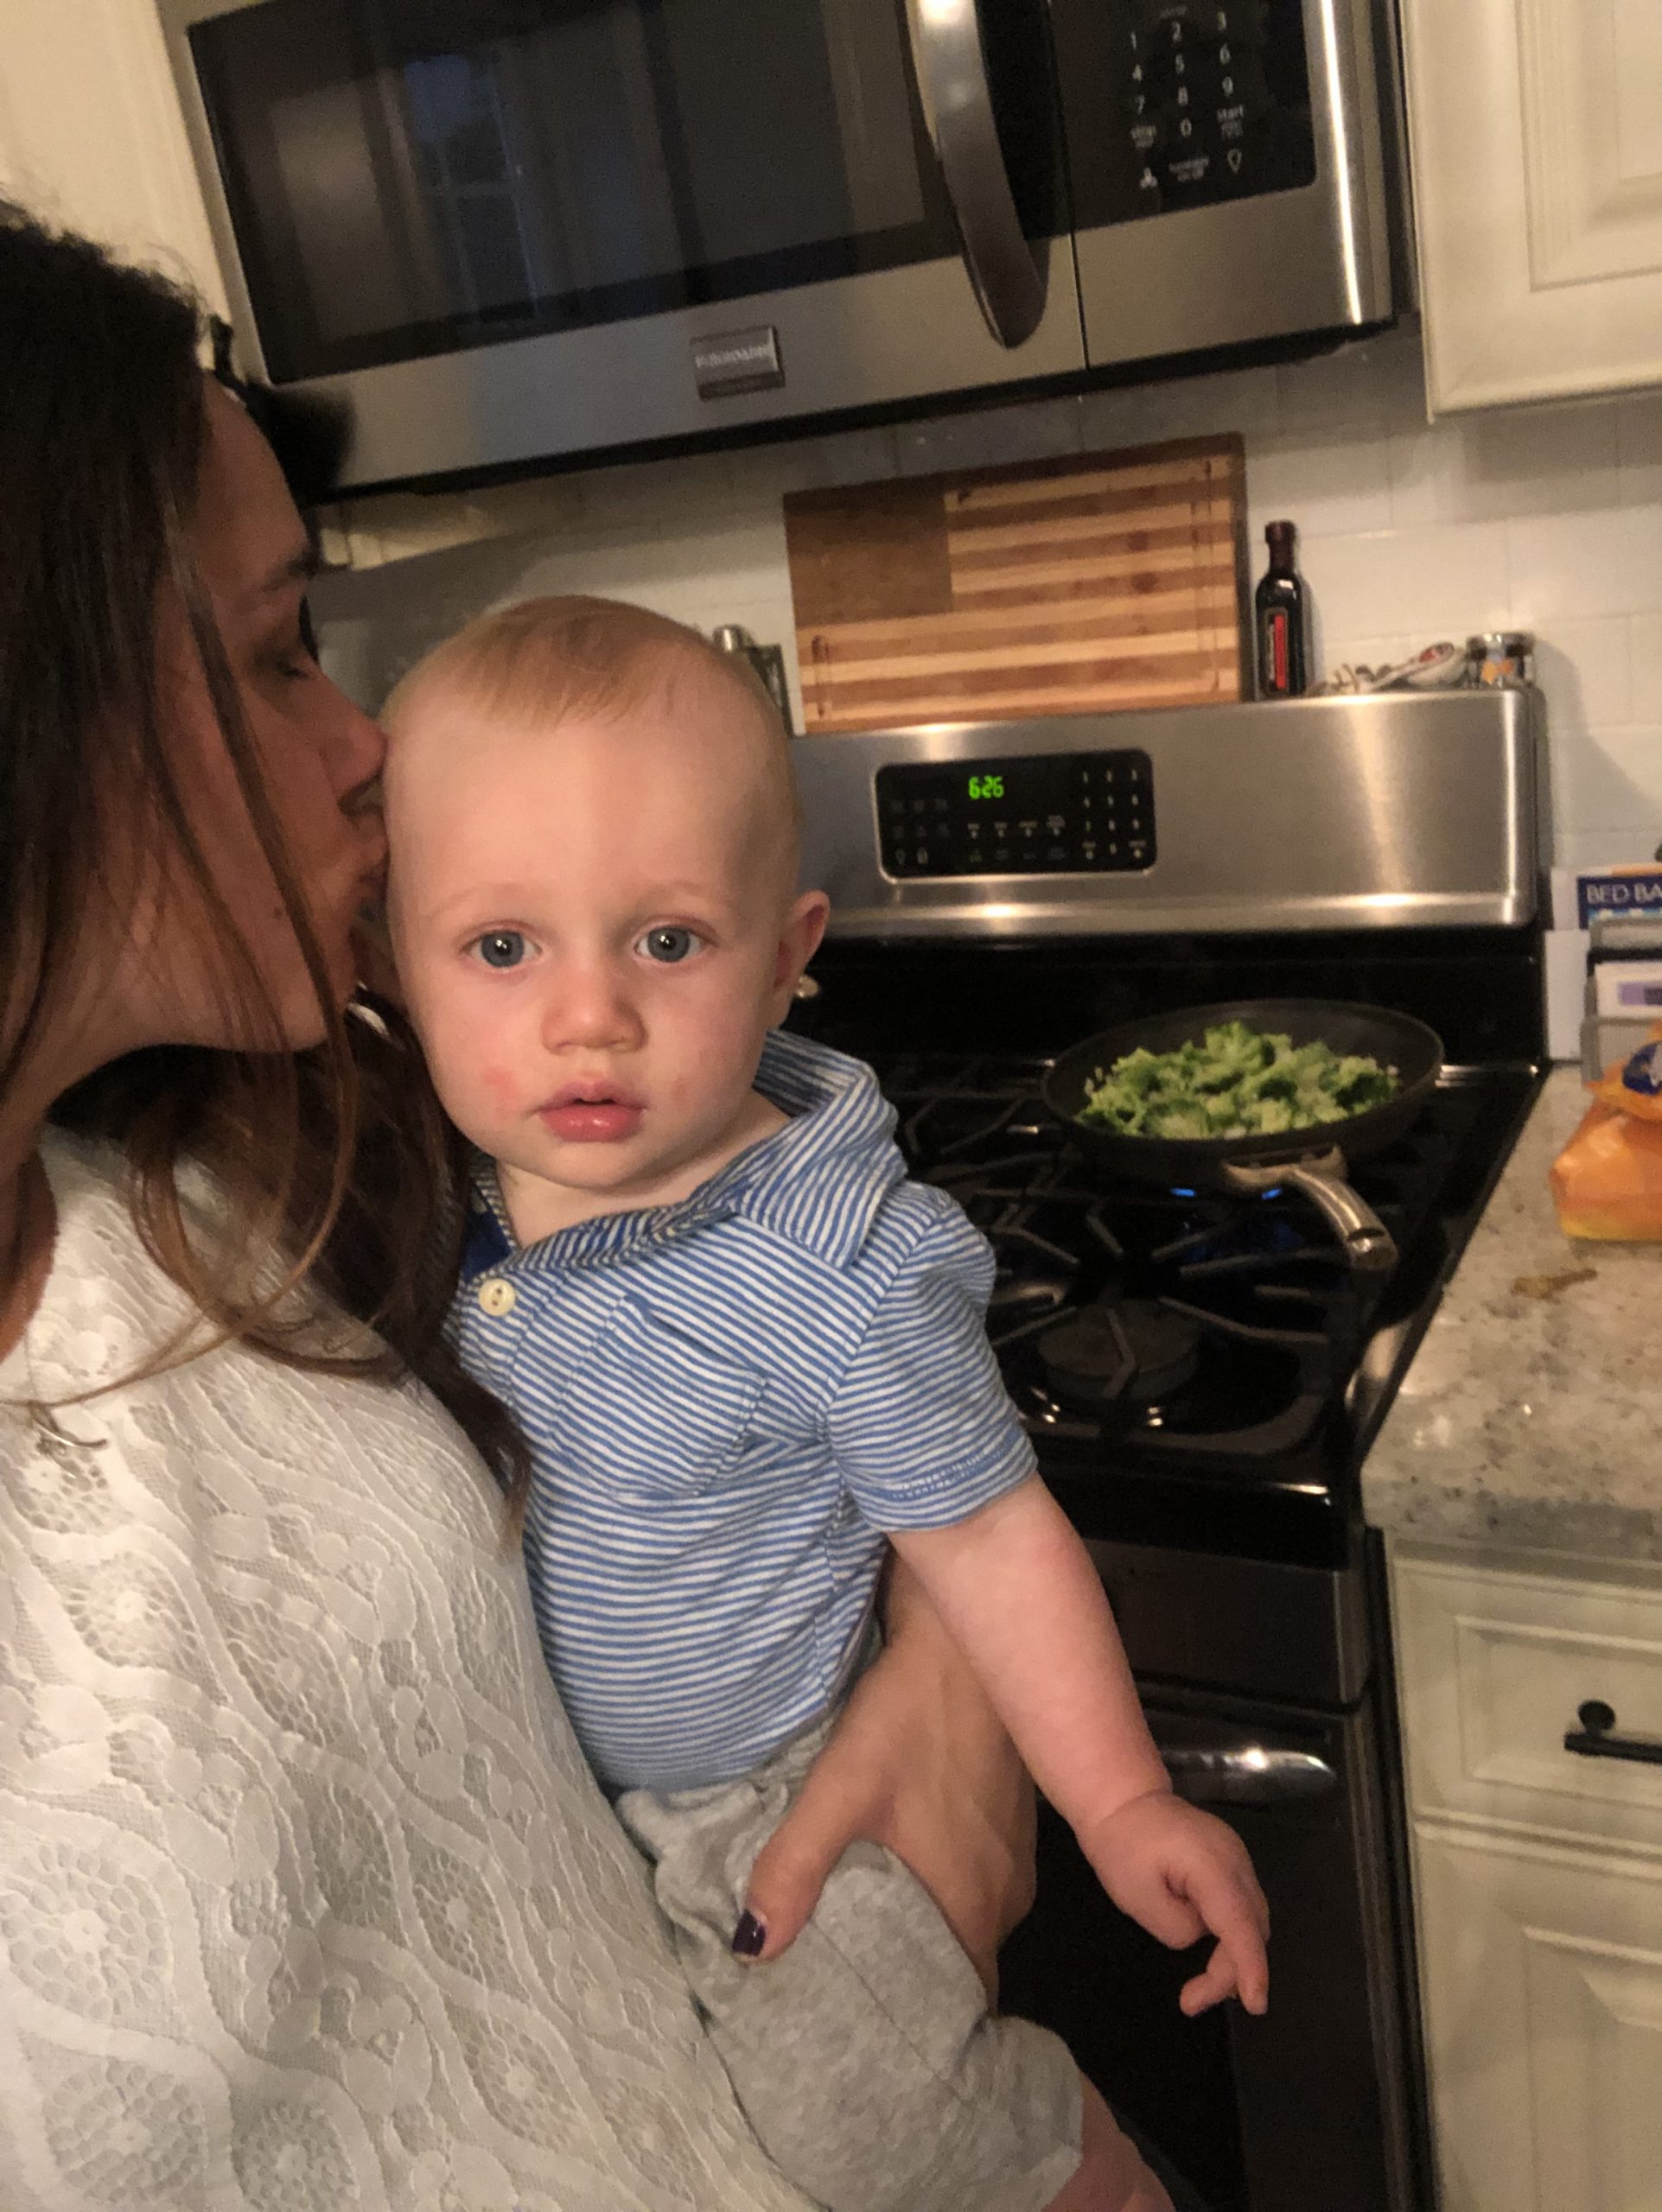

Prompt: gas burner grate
[{"left": 871, "top": 1049, "right": 1478, "bottom": 1478}]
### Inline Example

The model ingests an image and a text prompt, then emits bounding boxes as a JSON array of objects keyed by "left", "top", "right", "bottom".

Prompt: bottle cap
[{"left": 1265, "top": 519, "right": 1296, "bottom": 548}]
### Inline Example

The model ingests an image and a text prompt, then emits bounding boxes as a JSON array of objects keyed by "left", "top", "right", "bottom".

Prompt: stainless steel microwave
[{"left": 160, "top": 0, "right": 1401, "bottom": 492}]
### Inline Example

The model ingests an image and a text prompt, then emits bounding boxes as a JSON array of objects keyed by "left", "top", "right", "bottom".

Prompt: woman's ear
[{"left": 770, "top": 890, "right": 831, "bottom": 1017}]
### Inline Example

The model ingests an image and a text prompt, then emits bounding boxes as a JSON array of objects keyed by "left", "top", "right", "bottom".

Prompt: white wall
[{"left": 312, "top": 321, "right": 1662, "bottom": 871}]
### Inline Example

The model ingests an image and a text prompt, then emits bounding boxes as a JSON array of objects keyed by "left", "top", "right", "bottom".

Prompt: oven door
[
  {"left": 161, "top": 0, "right": 1086, "bottom": 488},
  {"left": 1000, "top": 1688, "right": 1424, "bottom": 2212},
  {"left": 1049, "top": 0, "right": 1396, "bottom": 368}
]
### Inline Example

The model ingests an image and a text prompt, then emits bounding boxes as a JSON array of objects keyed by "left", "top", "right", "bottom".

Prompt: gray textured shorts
[{"left": 614, "top": 1707, "right": 1083, "bottom": 2212}]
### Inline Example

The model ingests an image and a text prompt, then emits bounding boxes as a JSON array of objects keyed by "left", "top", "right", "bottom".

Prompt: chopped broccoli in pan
[{"left": 1079, "top": 1020, "right": 1400, "bottom": 1141}]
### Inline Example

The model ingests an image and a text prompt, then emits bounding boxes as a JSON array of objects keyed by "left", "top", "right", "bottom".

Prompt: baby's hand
[{"left": 1079, "top": 1789, "right": 1270, "bottom": 2017}]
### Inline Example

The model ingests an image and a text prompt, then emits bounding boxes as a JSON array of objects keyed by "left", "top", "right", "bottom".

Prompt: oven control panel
[{"left": 876, "top": 751, "right": 1156, "bottom": 878}]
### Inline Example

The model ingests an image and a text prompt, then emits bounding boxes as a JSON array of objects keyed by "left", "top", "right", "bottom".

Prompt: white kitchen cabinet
[
  {"left": 1412, "top": 1822, "right": 1662, "bottom": 2212},
  {"left": 0, "top": 0, "right": 227, "bottom": 318},
  {"left": 1391, "top": 1540, "right": 1662, "bottom": 2211},
  {"left": 1400, "top": 0, "right": 1662, "bottom": 413}
]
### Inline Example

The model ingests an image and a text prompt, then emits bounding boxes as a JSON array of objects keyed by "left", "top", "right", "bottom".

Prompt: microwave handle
[{"left": 901, "top": 0, "right": 1046, "bottom": 347}]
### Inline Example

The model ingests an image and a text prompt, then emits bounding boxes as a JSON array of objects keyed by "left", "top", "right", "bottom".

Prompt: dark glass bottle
[{"left": 1254, "top": 519, "right": 1312, "bottom": 698}]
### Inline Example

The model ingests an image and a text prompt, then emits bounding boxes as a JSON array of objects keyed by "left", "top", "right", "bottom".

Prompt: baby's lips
[{"left": 540, "top": 1082, "right": 644, "bottom": 1111}]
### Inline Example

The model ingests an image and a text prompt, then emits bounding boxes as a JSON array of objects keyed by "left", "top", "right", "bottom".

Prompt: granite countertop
[{"left": 1362, "top": 1065, "right": 1662, "bottom": 1562}]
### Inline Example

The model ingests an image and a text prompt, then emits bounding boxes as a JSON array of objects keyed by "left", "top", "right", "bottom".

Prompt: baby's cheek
[
  {"left": 476, "top": 1060, "right": 523, "bottom": 1114},
  {"left": 424, "top": 1029, "right": 522, "bottom": 1139}
]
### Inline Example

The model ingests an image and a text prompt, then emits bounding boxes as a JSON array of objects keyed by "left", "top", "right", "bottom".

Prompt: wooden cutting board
[{"left": 785, "top": 433, "right": 1248, "bottom": 732}]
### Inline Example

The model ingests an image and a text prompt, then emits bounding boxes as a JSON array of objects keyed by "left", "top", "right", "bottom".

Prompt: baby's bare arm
[
  {"left": 891, "top": 1478, "right": 1270, "bottom": 2014},
  {"left": 889, "top": 1478, "right": 1168, "bottom": 1827}
]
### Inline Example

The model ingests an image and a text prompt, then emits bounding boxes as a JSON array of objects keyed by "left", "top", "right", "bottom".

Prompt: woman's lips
[{"left": 538, "top": 1089, "right": 644, "bottom": 1144}]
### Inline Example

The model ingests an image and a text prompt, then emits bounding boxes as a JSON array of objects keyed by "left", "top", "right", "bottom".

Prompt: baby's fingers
[
  {"left": 1179, "top": 1942, "right": 1241, "bottom": 2017},
  {"left": 1183, "top": 1864, "right": 1270, "bottom": 2014}
]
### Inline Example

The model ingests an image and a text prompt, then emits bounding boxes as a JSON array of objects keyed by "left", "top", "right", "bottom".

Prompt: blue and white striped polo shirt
[{"left": 450, "top": 1028, "right": 1036, "bottom": 1793}]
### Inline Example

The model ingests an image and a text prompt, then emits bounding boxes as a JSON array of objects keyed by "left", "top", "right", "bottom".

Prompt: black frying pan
[{"left": 1042, "top": 999, "right": 1444, "bottom": 1272}]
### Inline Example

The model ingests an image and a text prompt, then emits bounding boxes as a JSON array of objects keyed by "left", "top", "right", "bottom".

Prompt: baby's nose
[{"left": 542, "top": 967, "right": 642, "bottom": 1052}]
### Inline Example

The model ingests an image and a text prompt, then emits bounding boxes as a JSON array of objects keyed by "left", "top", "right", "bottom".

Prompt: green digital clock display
[{"left": 966, "top": 773, "right": 1005, "bottom": 801}]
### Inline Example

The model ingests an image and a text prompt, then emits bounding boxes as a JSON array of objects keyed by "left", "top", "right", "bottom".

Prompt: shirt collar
[
  {"left": 718, "top": 1028, "right": 903, "bottom": 1265},
  {"left": 463, "top": 1030, "right": 903, "bottom": 1276}
]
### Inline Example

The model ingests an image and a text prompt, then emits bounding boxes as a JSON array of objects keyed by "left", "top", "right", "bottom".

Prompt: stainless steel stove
[{"left": 791, "top": 690, "right": 1547, "bottom": 2212}]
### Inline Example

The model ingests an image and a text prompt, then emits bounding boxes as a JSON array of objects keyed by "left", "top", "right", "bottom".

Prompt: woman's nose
[{"left": 322, "top": 680, "right": 388, "bottom": 815}]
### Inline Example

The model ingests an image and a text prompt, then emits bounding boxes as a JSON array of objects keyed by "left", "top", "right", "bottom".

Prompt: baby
[{"left": 384, "top": 595, "right": 1267, "bottom": 2212}]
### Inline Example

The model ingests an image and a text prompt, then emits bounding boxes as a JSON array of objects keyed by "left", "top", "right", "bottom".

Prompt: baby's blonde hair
[
  {"left": 383, "top": 593, "right": 785, "bottom": 747},
  {"left": 384, "top": 595, "right": 802, "bottom": 894}
]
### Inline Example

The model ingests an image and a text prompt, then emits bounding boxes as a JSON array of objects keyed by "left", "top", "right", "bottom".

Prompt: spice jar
[{"left": 1466, "top": 632, "right": 1534, "bottom": 687}]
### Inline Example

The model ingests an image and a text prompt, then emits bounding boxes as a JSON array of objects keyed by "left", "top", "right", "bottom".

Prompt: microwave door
[
  {"left": 1052, "top": 0, "right": 1395, "bottom": 370},
  {"left": 162, "top": 0, "right": 1085, "bottom": 490}
]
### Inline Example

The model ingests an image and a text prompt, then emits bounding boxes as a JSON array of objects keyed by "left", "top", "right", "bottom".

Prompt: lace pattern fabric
[{"left": 0, "top": 1133, "right": 812, "bottom": 2212}]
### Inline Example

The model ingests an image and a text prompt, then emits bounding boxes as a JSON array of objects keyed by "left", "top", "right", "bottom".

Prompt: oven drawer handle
[
  {"left": 1563, "top": 1700, "right": 1662, "bottom": 1768},
  {"left": 1154, "top": 1744, "right": 1338, "bottom": 1804},
  {"left": 901, "top": 0, "right": 1046, "bottom": 347}
]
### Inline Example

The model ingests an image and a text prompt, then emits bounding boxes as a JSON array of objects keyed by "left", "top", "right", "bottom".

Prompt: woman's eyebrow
[{"left": 248, "top": 544, "right": 320, "bottom": 602}]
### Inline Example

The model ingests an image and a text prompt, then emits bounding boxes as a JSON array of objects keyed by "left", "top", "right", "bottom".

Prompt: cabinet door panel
[
  {"left": 1519, "top": 0, "right": 1662, "bottom": 289},
  {"left": 1413, "top": 1822, "right": 1662, "bottom": 2212},
  {"left": 1391, "top": 1545, "right": 1662, "bottom": 1851},
  {"left": 1403, "top": 0, "right": 1662, "bottom": 410}
]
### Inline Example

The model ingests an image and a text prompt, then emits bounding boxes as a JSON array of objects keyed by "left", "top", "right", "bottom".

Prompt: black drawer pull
[{"left": 1563, "top": 1700, "right": 1662, "bottom": 1768}]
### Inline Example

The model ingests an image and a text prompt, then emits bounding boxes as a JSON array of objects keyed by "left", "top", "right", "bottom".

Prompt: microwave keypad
[
  {"left": 1121, "top": 1, "right": 1315, "bottom": 218},
  {"left": 876, "top": 753, "right": 1156, "bottom": 880}
]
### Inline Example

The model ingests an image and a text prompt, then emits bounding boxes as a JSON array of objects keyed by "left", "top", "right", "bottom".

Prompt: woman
[{"left": 0, "top": 207, "right": 1043, "bottom": 2211}]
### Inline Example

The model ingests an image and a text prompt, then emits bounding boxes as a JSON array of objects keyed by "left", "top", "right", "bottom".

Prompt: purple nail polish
[{"left": 730, "top": 1910, "right": 766, "bottom": 1958}]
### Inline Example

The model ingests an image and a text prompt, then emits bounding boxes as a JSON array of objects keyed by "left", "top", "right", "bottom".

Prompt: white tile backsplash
[
  {"left": 1246, "top": 430, "right": 1393, "bottom": 539},
  {"left": 1551, "top": 728, "right": 1662, "bottom": 840},
  {"left": 1629, "top": 613, "right": 1662, "bottom": 724},
  {"left": 1386, "top": 403, "right": 1627, "bottom": 531},
  {"left": 1617, "top": 395, "right": 1662, "bottom": 508},
  {"left": 1301, "top": 520, "right": 1512, "bottom": 642},
  {"left": 1531, "top": 619, "right": 1633, "bottom": 744},
  {"left": 314, "top": 317, "right": 1662, "bottom": 864},
  {"left": 1509, "top": 505, "right": 1662, "bottom": 624}
]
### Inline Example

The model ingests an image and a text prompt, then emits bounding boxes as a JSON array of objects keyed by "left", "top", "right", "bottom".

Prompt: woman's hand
[{"left": 735, "top": 1556, "right": 1035, "bottom": 1999}]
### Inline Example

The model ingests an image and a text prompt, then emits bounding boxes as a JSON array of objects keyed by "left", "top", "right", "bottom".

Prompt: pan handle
[{"left": 1222, "top": 1149, "right": 1398, "bottom": 1273}]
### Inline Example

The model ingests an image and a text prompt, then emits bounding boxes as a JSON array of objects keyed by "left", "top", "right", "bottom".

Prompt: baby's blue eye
[
  {"left": 474, "top": 931, "right": 529, "bottom": 969},
  {"left": 640, "top": 926, "right": 698, "bottom": 964}
]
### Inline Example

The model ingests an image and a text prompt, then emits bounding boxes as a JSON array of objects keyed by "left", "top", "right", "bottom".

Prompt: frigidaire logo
[
  {"left": 692, "top": 326, "right": 786, "bottom": 399},
  {"left": 703, "top": 340, "right": 772, "bottom": 369}
]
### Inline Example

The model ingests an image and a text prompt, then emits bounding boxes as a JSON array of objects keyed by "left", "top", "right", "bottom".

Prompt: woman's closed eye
[
  {"left": 259, "top": 627, "right": 316, "bottom": 685},
  {"left": 469, "top": 928, "right": 538, "bottom": 970},
  {"left": 635, "top": 925, "right": 706, "bottom": 965}
]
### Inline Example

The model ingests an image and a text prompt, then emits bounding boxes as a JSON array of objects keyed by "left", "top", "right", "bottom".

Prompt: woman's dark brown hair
[{"left": 0, "top": 204, "right": 522, "bottom": 1498}]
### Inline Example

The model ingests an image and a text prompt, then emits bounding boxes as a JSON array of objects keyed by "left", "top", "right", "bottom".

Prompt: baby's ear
[{"left": 774, "top": 890, "right": 831, "bottom": 995}]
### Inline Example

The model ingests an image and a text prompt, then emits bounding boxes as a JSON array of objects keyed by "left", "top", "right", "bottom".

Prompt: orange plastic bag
[{"left": 1551, "top": 1033, "right": 1662, "bottom": 1238}]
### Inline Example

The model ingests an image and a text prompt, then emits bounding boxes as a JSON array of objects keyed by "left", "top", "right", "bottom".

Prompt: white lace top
[{"left": 0, "top": 1132, "right": 812, "bottom": 2212}]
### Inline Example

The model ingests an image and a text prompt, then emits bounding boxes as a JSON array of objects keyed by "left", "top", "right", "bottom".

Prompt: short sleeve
[{"left": 827, "top": 1189, "right": 1036, "bottom": 1530}]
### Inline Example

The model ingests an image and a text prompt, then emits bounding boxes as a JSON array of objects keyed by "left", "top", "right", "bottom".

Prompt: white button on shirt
[{"left": 477, "top": 1278, "right": 518, "bottom": 1318}]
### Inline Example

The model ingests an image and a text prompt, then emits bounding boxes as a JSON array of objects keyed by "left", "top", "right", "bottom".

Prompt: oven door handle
[
  {"left": 901, "top": 0, "right": 1046, "bottom": 346},
  {"left": 1154, "top": 1744, "right": 1339, "bottom": 1805}
]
